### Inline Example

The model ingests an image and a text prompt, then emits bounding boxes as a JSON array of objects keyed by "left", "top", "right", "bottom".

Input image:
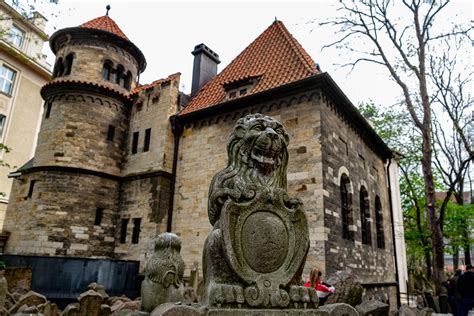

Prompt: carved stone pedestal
[{"left": 145, "top": 303, "right": 359, "bottom": 316}]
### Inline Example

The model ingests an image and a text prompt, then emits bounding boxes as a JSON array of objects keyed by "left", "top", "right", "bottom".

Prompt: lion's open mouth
[{"left": 251, "top": 147, "right": 280, "bottom": 165}]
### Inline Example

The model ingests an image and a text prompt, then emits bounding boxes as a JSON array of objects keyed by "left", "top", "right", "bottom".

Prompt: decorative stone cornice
[{"left": 41, "top": 80, "right": 132, "bottom": 106}]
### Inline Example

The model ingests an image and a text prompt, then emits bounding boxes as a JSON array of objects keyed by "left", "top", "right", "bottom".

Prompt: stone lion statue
[
  {"left": 208, "top": 113, "right": 293, "bottom": 226},
  {"left": 203, "top": 113, "right": 317, "bottom": 309},
  {"left": 140, "top": 232, "right": 186, "bottom": 313}
]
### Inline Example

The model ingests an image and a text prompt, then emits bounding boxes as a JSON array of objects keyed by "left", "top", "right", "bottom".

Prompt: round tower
[
  {"left": 35, "top": 14, "right": 146, "bottom": 174},
  {"left": 3, "top": 12, "right": 146, "bottom": 258}
]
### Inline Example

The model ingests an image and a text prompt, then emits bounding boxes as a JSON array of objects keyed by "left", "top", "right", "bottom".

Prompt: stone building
[
  {"left": 0, "top": 0, "right": 51, "bottom": 230},
  {"left": 3, "top": 13, "right": 407, "bottom": 304}
]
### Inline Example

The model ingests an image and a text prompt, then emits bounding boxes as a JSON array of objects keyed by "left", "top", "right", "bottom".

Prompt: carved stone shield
[{"left": 220, "top": 189, "right": 309, "bottom": 288}]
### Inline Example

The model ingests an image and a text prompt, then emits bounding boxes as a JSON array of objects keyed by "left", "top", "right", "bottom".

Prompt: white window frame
[
  {"left": 0, "top": 65, "right": 16, "bottom": 96},
  {"left": 8, "top": 24, "right": 25, "bottom": 48}
]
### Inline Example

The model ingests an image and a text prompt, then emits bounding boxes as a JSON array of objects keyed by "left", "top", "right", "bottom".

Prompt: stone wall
[
  {"left": 172, "top": 90, "right": 326, "bottom": 276},
  {"left": 115, "top": 173, "right": 172, "bottom": 265},
  {"left": 4, "top": 169, "right": 119, "bottom": 258},
  {"left": 319, "top": 94, "right": 396, "bottom": 283},
  {"left": 124, "top": 76, "right": 180, "bottom": 175},
  {"left": 54, "top": 40, "right": 139, "bottom": 93},
  {"left": 34, "top": 92, "right": 129, "bottom": 176}
]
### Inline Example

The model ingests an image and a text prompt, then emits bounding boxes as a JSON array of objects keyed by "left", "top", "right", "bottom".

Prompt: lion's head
[{"left": 208, "top": 113, "right": 289, "bottom": 226}]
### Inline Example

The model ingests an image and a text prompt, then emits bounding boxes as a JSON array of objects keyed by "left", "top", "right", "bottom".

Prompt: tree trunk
[
  {"left": 421, "top": 119, "right": 445, "bottom": 295},
  {"left": 453, "top": 246, "right": 459, "bottom": 270},
  {"left": 463, "top": 232, "right": 472, "bottom": 266}
]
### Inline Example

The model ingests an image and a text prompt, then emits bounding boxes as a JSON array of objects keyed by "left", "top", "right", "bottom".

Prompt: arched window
[
  {"left": 375, "top": 196, "right": 385, "bottom": 249},
  {"left": 53, "top": 58, "right": 64, "bottom": 78},
  {"left": 115, "top": 65, "right": 124, "bottom": 85},
  {"left": 340, "top": 174, "right": 353, "bottom": 241},
  {"left": 102, "top": 60, "right": 113, "bottom": 80},
  {"left": 124, "top": 71, "right": 132, "bottom": 89},
  {"left": 360, "top": 186, "right": 371, "bottom": 245},
  {"left": 63, "top": 53, "right": 74, "bottom": 76}
]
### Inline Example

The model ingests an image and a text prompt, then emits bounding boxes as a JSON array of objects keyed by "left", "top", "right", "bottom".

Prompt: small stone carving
[
  {"left": 140, "top": 232, "right": 186, "bottom": 313},
  {"left": 202, "top": 113, "right": 317, "bottom": 309}
]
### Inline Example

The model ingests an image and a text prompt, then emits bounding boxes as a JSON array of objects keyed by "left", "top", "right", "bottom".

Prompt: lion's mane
[{"left": 208, "top": 113, "right": 289, "bottom": 226}]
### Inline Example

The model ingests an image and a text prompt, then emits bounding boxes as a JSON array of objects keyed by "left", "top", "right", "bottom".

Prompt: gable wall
[{"left": 172, "top": 89, "right": 326, "bottom": 277}]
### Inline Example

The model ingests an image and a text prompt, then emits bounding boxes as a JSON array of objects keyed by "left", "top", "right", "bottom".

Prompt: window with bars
[
  {"left": 340, "top": 174, "right": 353, "bottom": 241},
  {"left": 360, "top": 187, "right": 371, "bottom": 245},
  {"left": 375, "top": 196, "right": 385, "bottom": 249}
]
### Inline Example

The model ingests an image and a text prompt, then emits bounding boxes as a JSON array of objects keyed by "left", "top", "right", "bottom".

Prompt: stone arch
[
  {"left": 102, "top": 59, "right": 114, "bottom": 81},
  {"left": 63, "top": 53, "right": 75, "bottom": 76},
  {"left": 53, "top": 57, "right": 64, "bottom": 78}
]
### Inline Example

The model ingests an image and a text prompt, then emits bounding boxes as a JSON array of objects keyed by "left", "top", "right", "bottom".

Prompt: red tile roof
[
  {"left": 131, "top": 73, "right": 181, "bottom": 95},
  {"left": 180, "top": 20, "right": 320, "bottom": 115},
  {"left": 80, "top": 15, "right": 129, "bottom": 41}
]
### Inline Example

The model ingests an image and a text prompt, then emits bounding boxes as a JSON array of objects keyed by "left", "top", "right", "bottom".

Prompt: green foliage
[{"left": 443, "top": 202, "right": 474, "bottom": 253}]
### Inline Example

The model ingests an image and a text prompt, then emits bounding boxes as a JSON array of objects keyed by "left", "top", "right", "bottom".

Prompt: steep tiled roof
[
  {"left": 131, "top": 73, "right": 181, "bottom": 95},
  {"left": 180, "top": 20, "right": 320, "bottom": 115},
  {"left": 80, "top": 15, "right": 129, "bottom": 41}
]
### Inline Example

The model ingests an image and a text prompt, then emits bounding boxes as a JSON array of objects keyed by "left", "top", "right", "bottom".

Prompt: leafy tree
[{"left": 323, "top": 0, "right": 473, "bottom": 295}]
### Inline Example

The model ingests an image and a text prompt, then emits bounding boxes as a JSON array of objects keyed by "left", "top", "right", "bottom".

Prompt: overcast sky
[{"left": 35, "top": 0, "right": 472, "bottom": 108}]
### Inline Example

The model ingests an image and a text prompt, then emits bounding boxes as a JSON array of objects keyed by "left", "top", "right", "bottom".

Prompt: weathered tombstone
[
  {"left": 355, "top": 300, "right": 390, "bottom": 315},
  {"left": 8, "top": 291, "right": 47, "bottom": 315},
  {"left": 61, "top": 290, "right": 111, "bottom": 316},
  {"left": 422, "top": 292, "right": 438, "bottom": 313},
  {"left": 325, "top": 269, "right": 363, "bottom": 306},
  {"left": 317, "top": 303, "right": 359, "bottom": 316},
  {"left": 140, "top": 233, "right": 188, "bottom": 313},
  {"left": 88, "top": 283, "right": 109, "bottom": 300},
  {"left": 201, "top": 113, "right": 318, "bottom": 312}
]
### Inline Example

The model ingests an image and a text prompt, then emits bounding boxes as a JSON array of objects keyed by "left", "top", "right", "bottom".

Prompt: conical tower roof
[{"left": 80, "top": 15, "right": 129, "bottom": 41}]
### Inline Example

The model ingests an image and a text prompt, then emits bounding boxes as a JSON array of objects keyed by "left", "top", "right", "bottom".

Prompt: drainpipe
[
  {"left": 387, "top": 157, "right": 401, "bottom": 308},
  {"left": 167, "top": 115, "right": 183, "bottom": 232}
]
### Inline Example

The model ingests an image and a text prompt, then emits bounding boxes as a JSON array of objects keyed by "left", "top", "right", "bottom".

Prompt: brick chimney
[{"left": 191, "top": 43, "right": 220, "bottom": 97}]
